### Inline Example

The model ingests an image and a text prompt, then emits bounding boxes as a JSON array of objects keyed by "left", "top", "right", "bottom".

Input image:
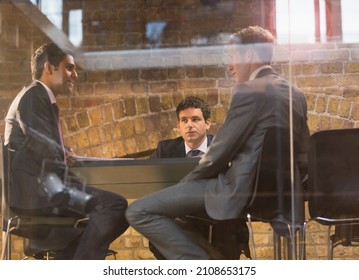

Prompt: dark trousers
[
  {"left": 70, "top": 185, "right": 129, "bottom": 259},
  {"left": 12, "top": 172, "right": 129, "bottom": 260}
]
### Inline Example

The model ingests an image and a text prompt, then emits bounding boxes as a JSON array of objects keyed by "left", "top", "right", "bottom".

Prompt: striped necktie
[{"left": 186, "top": 149, "right": 203, "bottom": 158}]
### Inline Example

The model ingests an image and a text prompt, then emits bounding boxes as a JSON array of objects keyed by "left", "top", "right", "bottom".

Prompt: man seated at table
[{"left": 149, "top": 95, "right": 250, "bottom": 259}]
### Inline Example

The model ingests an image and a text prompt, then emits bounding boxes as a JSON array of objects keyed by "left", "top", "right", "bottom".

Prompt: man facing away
[
  {"left": 125, "top": 26, "right": 310, "bottom": 259},
  {"left": 149, "top": 96, "right": 250, "bottom": 259},
  {"left": 4, "top": 42, "right": 129, "bottom": 259}
]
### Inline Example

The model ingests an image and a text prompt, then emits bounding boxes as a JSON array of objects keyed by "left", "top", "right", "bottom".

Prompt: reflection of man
[
  {"left": 126, "top": 26, "right": 309, "bottom": 259},
  {"left": 149, "top": 96, "right": 250, "bottom": 259},
  {"left": 4, "top": 42, "right": 129, "bottom": 259}
]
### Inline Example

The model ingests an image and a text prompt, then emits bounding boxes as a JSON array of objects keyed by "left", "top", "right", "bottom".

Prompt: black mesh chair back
[
  {"left": 244, "top": 127, "right": 305, "bottom": 259},
  {"left": 306, "top": 128, "right": 359, "bottom": 259},
  {"left": 308, "top": 128, "right": 359, "bottom": 221},
  {"left": 1, "top": 139, "right": 86, "bottom": 260},
  {"left": 246, "top": 127, "right": 304, "bottom": 233}
]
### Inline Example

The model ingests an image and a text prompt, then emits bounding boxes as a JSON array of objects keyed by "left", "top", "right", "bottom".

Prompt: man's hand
[{"left": 65, "top": 146, "right": 77, "bottom": 166}]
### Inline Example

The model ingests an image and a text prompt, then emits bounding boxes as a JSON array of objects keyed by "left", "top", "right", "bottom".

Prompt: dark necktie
[
  {"left": 186, "top": 149, "right": 203, "bottom": 158},
  {"left": 53, "top": 103, "right": 66, "bottom": 163}
]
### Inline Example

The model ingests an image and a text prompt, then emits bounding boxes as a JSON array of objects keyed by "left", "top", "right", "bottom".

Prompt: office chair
[
  {"left": 1, "top": 140, "right": 88, "bottom": 260},
  {"left": 304, "top": 128, "right": 359, "bottom": 259},
  {"left": 188, "top": 127, "right": 305, "bottom": 260},
  {"left": 243, "top": 126, "right": 305, "bottom": 260}
]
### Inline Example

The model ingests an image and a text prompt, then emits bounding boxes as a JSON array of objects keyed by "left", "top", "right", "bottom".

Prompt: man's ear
[
  {"left": 205, "top": 118, "right": 211, "bottom": 129},
  {"left": 44, "top": 61, "right": 53, "bottom": 74}
]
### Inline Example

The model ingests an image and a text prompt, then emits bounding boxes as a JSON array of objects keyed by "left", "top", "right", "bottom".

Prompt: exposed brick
[
  {"left": 315, "top": 96, "right": 328, "bottom": 113},
  {"left": 76, "top": 130, "right": 90, "bottom": 149},
  {"left": 113, "top": 100, "right": 126, "bottom": 119},
  {"left": 179, "top": 79, "right": 216, "bottom": 89},
  {"left": 308, "top": 114, "right": 319, "bottom": 132},
  {"left": 302, "top": 64, "right": 320, "bottom": 75},
  {"left": 328, "top": 98, "right": 340, "bottom": 115},
  {"left": 150, "top": 81, "right": 178, "bottom": 93},
  {"left": 88, "top": 107, "right": 102, "bottom": 125},
  {"left": 124, "top": 97, "right": 137, "bottom": 116},
  {"left": 345, "top": 62, "right": 359, "bottom": 73},
  {"left": 343, "top": 86, "right": 359, "bottom": 98},
  {"left": 338, "top": 100, "right": 352, "bottom": 118},
  {"left": 218, "top": 78, "right": 235, "bottom": 88},
  {"left": 311, "top": 49, "right": 349, "bottom": 61},
  {"left": 122, "top": 70, "right": 140, "bottom": 81},
  {"left": 72, "top": 97, "right": 104, "bottom": 108},
  {"left": 186, "top": 67, "right": 204, "bottom": 78},
  {"left": 76, "top": 111, "right": 90, "bottom": 128},
  {"left": 87, "top": 127, "right": 101, "bottom": 146},
  {"left": 206, "top": 89, "right": 219, "bottom": 106},
  {"left": 131, "top": 82, "right": 149, "bottom": 93},
  {"left": 321, "top": 62, "right": 343, "bottom": 74},
  {"left": 101, "top": 104, "right": 113, "bottom": 123},
  {"left": 319, "top": 115, "right": 331, "bottom": 130},
  {"left": 141, "top": 69, "right": 168, "bottom": 80},
  {"left": 105, "top": 71, "right": 122, "bottom": 82},
  {"left": 65, "top": 115, "right": 79, "bottom": 132},
  {"left": 136, "top": 97, "right": 149, "bottom": 115},
  {"left": 306, "top": 94, "right": 317, "bottom": 112},
  {"left": 87, "top": 71, "right": 105, "bottom": 82},
  {"left": 136, "top": 134, "right": 150, "bottom": 151},
  {"left": 122, "top": 119, "right": 135, "bottom": 138},
  {"left": 133, "top": 117, "right": 146, "bottom": 134},
  {"left": 124, "top": 137, "right": 138, "bottom": 154},
  {"left": 160, "top": 93, "right": 174, "bottom": 110},
  {"left": 99, "top": 124, "right": 114, "bottom": 142},
  {"left": 352, "top": 103, "right": 359, "bottom": 121},
  {"left": 102, "top": 142, "right": 114, "bottom": 158},
  {"left": 212, "top": 106, "right": 227, "bottom": 125},
  {"left": 113, "top": 140, "right": 126, "bottom": 157},
  {"left": 149, "top": 95, "right": 161, "bottom": 112},
  {"left": 168, "top": 68, "right": 186, "bottom": 79}
]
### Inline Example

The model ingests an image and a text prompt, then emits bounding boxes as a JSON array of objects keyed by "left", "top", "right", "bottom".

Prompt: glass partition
[{"left": 1, "top": 0, "right": 359, "bottom": 261}]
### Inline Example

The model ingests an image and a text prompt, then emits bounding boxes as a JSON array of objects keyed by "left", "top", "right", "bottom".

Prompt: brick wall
[{"left": 1, "top": 0, "right": 359, "bottom": 260}]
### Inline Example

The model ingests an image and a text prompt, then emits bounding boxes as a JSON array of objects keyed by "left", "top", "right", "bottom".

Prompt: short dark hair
[
  {"left": 176, "top": 96, "right": 211, "bottom": 121},
  {"left": 229, "top": 26, "right": 274, "bottom": 63},
  {"left": 31, "top": 42, "right": 73, "bottom": 80}
]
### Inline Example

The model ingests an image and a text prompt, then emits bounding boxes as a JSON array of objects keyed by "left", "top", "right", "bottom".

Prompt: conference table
[{"left": 70, "top": 157, "right": 200, "bottom": 199}]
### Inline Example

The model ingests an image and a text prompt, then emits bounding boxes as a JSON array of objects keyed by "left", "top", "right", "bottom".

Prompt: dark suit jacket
[
  {"left": 181, "top": 68, "right": 310, "bottom": 228},
  {"left": 149, "top": 134, "right": 213, "bottom": 159},
  {"left": 5, "top": 81, "right": 66, "bottom": 211}
]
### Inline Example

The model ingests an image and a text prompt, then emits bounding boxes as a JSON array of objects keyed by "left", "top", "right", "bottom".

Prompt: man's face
[
  {"left": 227, "top": 45, "right": 251, "bottom": 83},
  {"left": 49, "top": 54, "right": 78, "bottom": 96},
  {"left": 177, "top": 107, "right": 210, "bottom": 149}
]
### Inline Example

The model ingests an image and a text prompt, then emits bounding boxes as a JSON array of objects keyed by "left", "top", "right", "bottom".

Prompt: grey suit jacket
[{"left": 181, "top": 68, "right": 310, "bottom": 222}]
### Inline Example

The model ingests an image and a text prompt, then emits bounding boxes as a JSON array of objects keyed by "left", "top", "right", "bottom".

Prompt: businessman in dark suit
[
  {"left": 151, "top": 96, "right": 250, "bottom": 259},
  {"left": 149, "top": 96, "right": 213, "bottom": 159},
  {"left": 4, "top": 42, "right": 129, "bottom": 259},
  {"left": 126, "top": 26, "right": 310, "bottom": 259}
]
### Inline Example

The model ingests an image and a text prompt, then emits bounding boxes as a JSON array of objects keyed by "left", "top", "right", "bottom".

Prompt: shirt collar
[
  {"left": 36, "top": 80, "right": 57, "bottom": 104},
  {"left": 248, "top": 65, "right": 272, "bottom": 81},
  {"left": 185, "top": 136, "right": 208, "bottom": 154}
]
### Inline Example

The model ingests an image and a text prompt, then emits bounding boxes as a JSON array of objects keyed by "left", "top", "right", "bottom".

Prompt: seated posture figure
[
  {"left": 126, "top": 26, "right": 310, "bottom": 259},
  {"left": 149, "top": 96, "right": 250, "bottom": 259},
  {"left": 4, "top": 42, "right": 129, "bottom": 259}
]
